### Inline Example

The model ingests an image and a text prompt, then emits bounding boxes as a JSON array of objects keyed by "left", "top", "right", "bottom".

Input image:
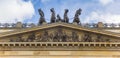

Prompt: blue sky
[
  {"left": 30, "top": 0, "right": 101, "bottom": 23},
  {"left": 0, "top": 0, "right": 120, "bottom": 24}
]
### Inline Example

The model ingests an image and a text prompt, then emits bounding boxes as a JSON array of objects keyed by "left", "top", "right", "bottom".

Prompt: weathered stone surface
[
  {"left": 0, "top": 51, "right": 120, "bottom": 58},
  {"left": 0, "top": 23, "right": 118, "bottom": 42},
  {"left": 0, "top": 22, "right": 120, "bottom": 58}
]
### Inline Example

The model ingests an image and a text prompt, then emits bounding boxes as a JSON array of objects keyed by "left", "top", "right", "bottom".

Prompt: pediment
[{"left": 0, "top": 22, "right": 120, "bottom": 42}]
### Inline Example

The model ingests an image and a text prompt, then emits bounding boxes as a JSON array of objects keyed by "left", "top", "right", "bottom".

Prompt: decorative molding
[{"left": 0, "top": 42, "right": 120, "bottom": 51}]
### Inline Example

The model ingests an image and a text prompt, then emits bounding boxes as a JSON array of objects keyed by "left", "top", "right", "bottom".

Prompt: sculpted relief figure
[
  {"left": 49, "top": 33, "right": 54, "bottom": 42},
  {"left": 38, "top": 9, "right": 46, "bottom": 25},
  {"left": 10, "top": 35, "right": 23, "bottom": 42},
  {"left": 96, "top": 35, "right": 102, "bottom": 42},
  {"left": 96, "top": 35, "right": 110, "bottom": 42},
  {"left": 41, "top": 31, "right": 49, "bottom": 42},
  {"left": 72, "top": 31, "right": 79, "bottom": 42},
  {"left": 63, "top": 9, "right": 69, "bottom": 23},
  {"left": 58, "top": 29, "right": 67, "bottom": 42},
  {"left": 52, "top": 29, "right": 68, "bottom": 42},
  {"left": 53, "top": 31, "right": 59, "bottom": 42},
  {"left": 83, "top": 34, "right": 92, "bottom": 42},
  {"left": 14, "top": 30, "right": 79, "bottom": 42},
  {"left": 9, "top": 30, "right": 111, "bottom": 42},
  {"left": 57, "top": 28, "right": 63, "bottom": 41},
  {"left": 50, "top": 8, "right": 56, "bottom": 23},
  {"left": 16, "top": 36, "right": 23, "bottom": 42},
  {"left": 73, "top": 8, "right": 82, "bottom": 24},
  {"left": 62, "top": 32, "right": 68, "bottom": 42},
  {"left": 34, "top": 34, "right": 41, "bottom": 42},
  {"left": 27, "top": 33, "right": 36, "bottom": 42}
]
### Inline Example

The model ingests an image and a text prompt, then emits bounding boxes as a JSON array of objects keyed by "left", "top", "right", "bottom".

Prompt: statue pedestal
[
  {"left": 38, "top": 22, "right": 47, "bottom": 26},
  {"left": 72, "top": 22, "right": 78, "bottom": 25},
  {"left": 15, "top": 22, "right": 22, "bottom": 28},
  {"left": 58, "top": 21, "right": 62, "bottom": 23},
  {"left": 97, "top": 22, "right": 104, "bottom": 28},
  {"left": 42, "top": 22, "right": 47, "bottom": 24}
]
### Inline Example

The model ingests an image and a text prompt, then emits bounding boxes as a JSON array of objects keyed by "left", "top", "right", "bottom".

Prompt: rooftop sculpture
[
  {"left": 0, "top": 8, "right": 119, "bottom": 28},
  {"left": 73, "top": 8, "right": 82, "bottom": 24},
  {"left": 56, "top": 14, "right": 62, "bottom": 22},
  {"left": 38, "top": 9, "right": 46, "bottom": 25},
  {"left": 63, "top": 9, "right": 69, "bottom": 23},
  {"left": 50, "top": 8, "right": 56, "bottom": 23},
  {"left": 38, "top": 8, "right": 82, "bottom": 25}
]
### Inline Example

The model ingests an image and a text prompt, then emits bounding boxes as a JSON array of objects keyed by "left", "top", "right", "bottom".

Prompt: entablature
[{"left": 0, "top": 42, "right": 120, "bottom": 51}]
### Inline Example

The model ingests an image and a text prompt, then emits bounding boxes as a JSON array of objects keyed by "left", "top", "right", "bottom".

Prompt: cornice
[{"left": 0, "top": 22, "right": 119, "bottom": 38}]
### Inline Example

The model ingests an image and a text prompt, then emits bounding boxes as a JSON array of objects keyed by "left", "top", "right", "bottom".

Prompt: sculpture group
[
  {"left": 9, "top": 28, "right": 110, "bottom": 42},
  {"left": 8, "top": 8, "right": 111, "bottom": 42},
  {"left": 38, "top": 8, "right": 82, "bottom": 25}
]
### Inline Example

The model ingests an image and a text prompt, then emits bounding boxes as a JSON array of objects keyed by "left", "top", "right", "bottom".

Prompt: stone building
[{"left": 0, "top": 8, "right": 120, "bottom": 58}]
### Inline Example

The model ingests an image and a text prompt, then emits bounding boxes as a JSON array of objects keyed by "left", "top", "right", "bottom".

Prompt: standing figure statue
[
  {"left": 73, "top": 8, "right": 82, "bottom": 24},
  {"left": 56, "top": 14, "right": 62, "bottom": 22},
  {"left": 50, "top": 8, "right": 56, "bottom": 23},
  {"left": 63, "top": 9, "right": 69, "bottom": 23},
  {"left": 38, "top": 9, "right": 46, "bottom": 25}
]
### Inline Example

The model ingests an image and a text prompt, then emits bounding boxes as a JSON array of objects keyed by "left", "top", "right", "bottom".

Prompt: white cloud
[
  {"left": 84, "top": 0, "right": 120, "bottom": 23},
  {"left": 83, "top": 12, "right": 100, "bottom": 23},
  {"left": 84, "top": 11, "right": 120, "bottom": 23},
  {"left": 41, "top": 0, "right": 51, "bottom": 3},
  {"left": 39, "top": 0, "right": 120, "bottom": 24},
  {"left": 99, "top": 0, "right": 114, "bottom": 5},
  {"left": 0, "top": 0, "right": 35, "bottom": 23}
]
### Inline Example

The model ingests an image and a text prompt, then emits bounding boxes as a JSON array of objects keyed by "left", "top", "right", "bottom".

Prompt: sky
[{"left": 0, "top": 0, "right": 120, "bottom": 24}]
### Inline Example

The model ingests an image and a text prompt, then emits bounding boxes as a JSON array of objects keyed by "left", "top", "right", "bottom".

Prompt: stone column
[{"left": 97, "top": 22, "right": 104, "bottom": 28}]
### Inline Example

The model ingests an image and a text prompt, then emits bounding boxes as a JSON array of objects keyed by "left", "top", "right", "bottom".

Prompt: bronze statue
[
  {"left": 73, "top": 8, "right": 82, "bottom": 24},
  {"left": 63, "top": 9, "right": 69, "bottom": 23},
  {"left": 56, "top": 14, "right": 62, "bottom": 22},
  {"left": 38, "top": 9, "right": 46, "bottom": 25},
  {"left": 50, "top": 8, "right": 56, "bottom": 23}
]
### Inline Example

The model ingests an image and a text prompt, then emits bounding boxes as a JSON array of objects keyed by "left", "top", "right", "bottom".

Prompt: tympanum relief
[{"left": 9, "top": 28, "right": 111, "bottom": 42}]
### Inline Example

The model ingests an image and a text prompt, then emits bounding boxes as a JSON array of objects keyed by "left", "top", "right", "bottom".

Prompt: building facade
[{"left": 0, "top": 8, "right": 120, "bottom": 58}]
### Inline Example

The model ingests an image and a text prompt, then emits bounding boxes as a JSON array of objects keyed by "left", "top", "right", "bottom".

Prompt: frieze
[{"left": 9, "top": 28, "right": 111, "bottom": 42}]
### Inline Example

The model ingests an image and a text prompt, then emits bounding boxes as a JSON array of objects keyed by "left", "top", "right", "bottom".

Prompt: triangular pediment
[
  {"left": 0, "top": 22, "right": 120, "bottom": 42},
  {"left": 0, "top": 22, "right": 120, "bottom": 37}
]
